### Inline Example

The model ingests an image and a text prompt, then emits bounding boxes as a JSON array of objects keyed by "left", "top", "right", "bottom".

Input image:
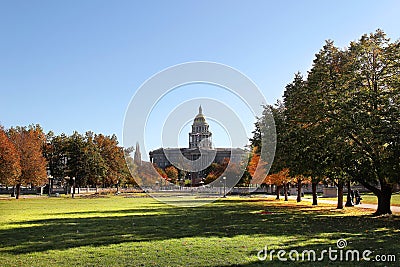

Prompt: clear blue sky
[{"left": 1, "top": 0, "right": 399, "bottom": 156}]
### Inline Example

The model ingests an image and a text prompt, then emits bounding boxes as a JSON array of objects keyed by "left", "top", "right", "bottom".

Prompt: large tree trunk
[
  {"left": 345, "top": 181, "right": 354, "bottom": 207},
  {"left": 312, "top": 182, "right": 318, "bottom": 205},
  {"left": 276, "top": 185, "right": 281, "bottom": 200},
  {"left": 337, "top": 182, "right": 344, "bottom": 209},
  {"left": 284, "top": 183, "right": 288, "bottom": 201},
  {"left": 375, "top": 183, "right": 392, "bottom": 216},
  {"left": 357, "top": 178, "right": 393, "bottom": 215},
  {"left": 296, "top": 179, "right": 302, "bottom": 202},
  {"left": 15, "top": 183, "right": 21, "bottom": 199}
]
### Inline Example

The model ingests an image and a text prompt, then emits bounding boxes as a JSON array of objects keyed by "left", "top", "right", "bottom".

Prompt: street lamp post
[
  {"left": 345, "top": 181, "right": 354, "bottom": 207},
  {"left": 223, "top": 176, "right": 226, "bottom": 198},
  {"left": 72, "top": 177, "right": 76, "bottom": 198}
]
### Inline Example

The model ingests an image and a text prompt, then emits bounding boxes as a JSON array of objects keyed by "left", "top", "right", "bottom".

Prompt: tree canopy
[{"left": 251, "top": 30, "right": 399, "bottom": 215}]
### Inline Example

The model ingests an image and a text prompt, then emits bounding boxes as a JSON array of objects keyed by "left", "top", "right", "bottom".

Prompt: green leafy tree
[
  {"left": 84, "top": 132, "right": 107, "bottom": 187},
  {"left": 301, "top": 30, "right": 400, "bottom": 214},
  {"left": 66, "top": 131, "right": 106, "bottom": 188},
  {"left": 43, "top": 131, "right": 68, "bottom": 178},
  {"left": 66, "top": 132, "right": 87, "bottom": 187},
  {"left": 283, "top": 70, "right": 342, "bottom": 206},
  {"left": 341, "top": 30, "right": 400, "bottom": 214}
]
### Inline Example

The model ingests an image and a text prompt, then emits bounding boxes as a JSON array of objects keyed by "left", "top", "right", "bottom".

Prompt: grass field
[
  {"left": 307, "top": 192, "right": 400, "bottom": 206},
  {"left": 348, "top": 192, "right": 400, "bottom": 206},
  {"left": 0, "top": 195, "right": 399, "bottom": 266}
]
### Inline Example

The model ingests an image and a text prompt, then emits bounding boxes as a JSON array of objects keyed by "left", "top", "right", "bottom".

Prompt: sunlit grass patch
[{"left": 0, "top": 195, "right": 399, "bottom": 266}]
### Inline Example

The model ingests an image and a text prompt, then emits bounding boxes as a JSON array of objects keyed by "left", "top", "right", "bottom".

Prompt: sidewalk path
[{"left": 288, "top": 196, "right": 400, "bottom": 213}]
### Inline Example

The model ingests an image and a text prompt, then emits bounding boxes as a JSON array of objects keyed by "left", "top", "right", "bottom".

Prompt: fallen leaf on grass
[{"left": 259, "top": 211, "right": 273, "bottom": 215}]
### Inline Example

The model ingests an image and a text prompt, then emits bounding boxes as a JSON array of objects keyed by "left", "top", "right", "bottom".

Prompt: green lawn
[
  {"left": 308, "top": 192, "right": 400, "bottom": 206},
  {"left": 0, "top": 195, "right": 399, "bottom": 266},
  {"left": 355, "top": 192, "right": 400, "bottom": 206}
]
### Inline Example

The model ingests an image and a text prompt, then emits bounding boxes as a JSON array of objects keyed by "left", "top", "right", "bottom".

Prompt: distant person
[
  {"left": 354, "top": 190, "right": 362, "bottom": 205},
  {"left": 350, "top": 189, "right": 355, "bottom": 204}
]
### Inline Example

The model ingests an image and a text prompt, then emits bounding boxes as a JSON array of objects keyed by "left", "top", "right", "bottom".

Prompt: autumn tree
[
  {"left": 154, "top": 165, "right": 167, "bottom": 179},
  {"left": 205, "top": 161, "right": 227, "bottom": 184},
  {"left": 94, "top": 134, "right": 130, "bottom": 187},
  {"left": 247, "top": 121, "right": 267, "bottom": 186},
  {"left": 247, "top": 148, "right": 262, "bottom": 183},
  {"left": 137, "top": 162, "right": 160, "bottom": 187},
  {"left": 165, "top": 165, "right": 179, "bottom": 184},
  {"left": 7, "top": 125, "right": 47, "bottom": 199},
  {"left": 248, "top": 103, "right": 277, "bottom": 187},
  {"left": 0, "top": 126, "right": 21, "bottom": 188},
  {"left": 265, "top": 168, "right": 291, "bottom": 200}
]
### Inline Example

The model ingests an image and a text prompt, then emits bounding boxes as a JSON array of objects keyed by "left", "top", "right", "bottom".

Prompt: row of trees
[
  {"left": 250, "top": 30, "right": 399, "bottom": 215},
  {"left": 154, "top": 165, "right": 179, "bottom": 183},
  {"left": 45, "top": 131, "right": 132, "bottom": 188},
  {"left": 0, "top": 125, "right": 47, "bottom": 199},
  {"left": 0, "top": 124, "right": 134, "bottom": 198}
]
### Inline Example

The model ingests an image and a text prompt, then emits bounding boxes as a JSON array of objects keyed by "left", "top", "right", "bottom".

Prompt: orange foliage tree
[
  {"left": 247, "top": 151, "right": 260, "bottom": 178},
  {"left": 94, "top": 133, "right": 130, "bottom": 187},
  {"left": 131, "top": 161, "right": 159, "bottom": 187},
  {"left": 165, "top": 165, "right": 178, "bottom": 184},
  {"left": 247, "top": 147, "right": 270, "bottom": 185},
  {"left": 265, "top": 168, "right": 291, "bottom": 200},
  {"left": 205, "top": 160, "right": 227, "bottom": 184},
  {"left": 154, "top": 165, "right": 167, "bottom": 179},
  {"left": 7, "top": 125, "right": 47, "bottom": 199},
  {"left": 0, "top": 126, "right": 21, "bottom": 187}
]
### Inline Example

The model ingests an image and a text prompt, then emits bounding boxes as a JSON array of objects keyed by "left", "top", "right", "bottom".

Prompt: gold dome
[{"left": 193, "top": 105, "right": 208, "bottom": 125}]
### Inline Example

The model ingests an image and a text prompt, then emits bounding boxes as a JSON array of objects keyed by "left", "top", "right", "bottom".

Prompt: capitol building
[{"left": 149, "top": 106, "right": 244, "bottom": 185}]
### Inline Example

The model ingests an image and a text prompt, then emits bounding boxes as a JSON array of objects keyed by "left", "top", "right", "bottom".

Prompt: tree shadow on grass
[{"left": 0, "top": 198, "right": 399, "bottom": 258}]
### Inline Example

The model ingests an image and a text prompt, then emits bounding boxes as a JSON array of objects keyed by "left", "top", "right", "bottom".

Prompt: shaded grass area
[{"left": 0, "top": 196, "right": 399, "bottom": 266}]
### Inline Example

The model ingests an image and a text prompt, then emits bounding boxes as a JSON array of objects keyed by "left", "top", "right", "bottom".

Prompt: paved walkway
[{"left": 286, "top": 195, "right": 400, "bottom": 213}]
